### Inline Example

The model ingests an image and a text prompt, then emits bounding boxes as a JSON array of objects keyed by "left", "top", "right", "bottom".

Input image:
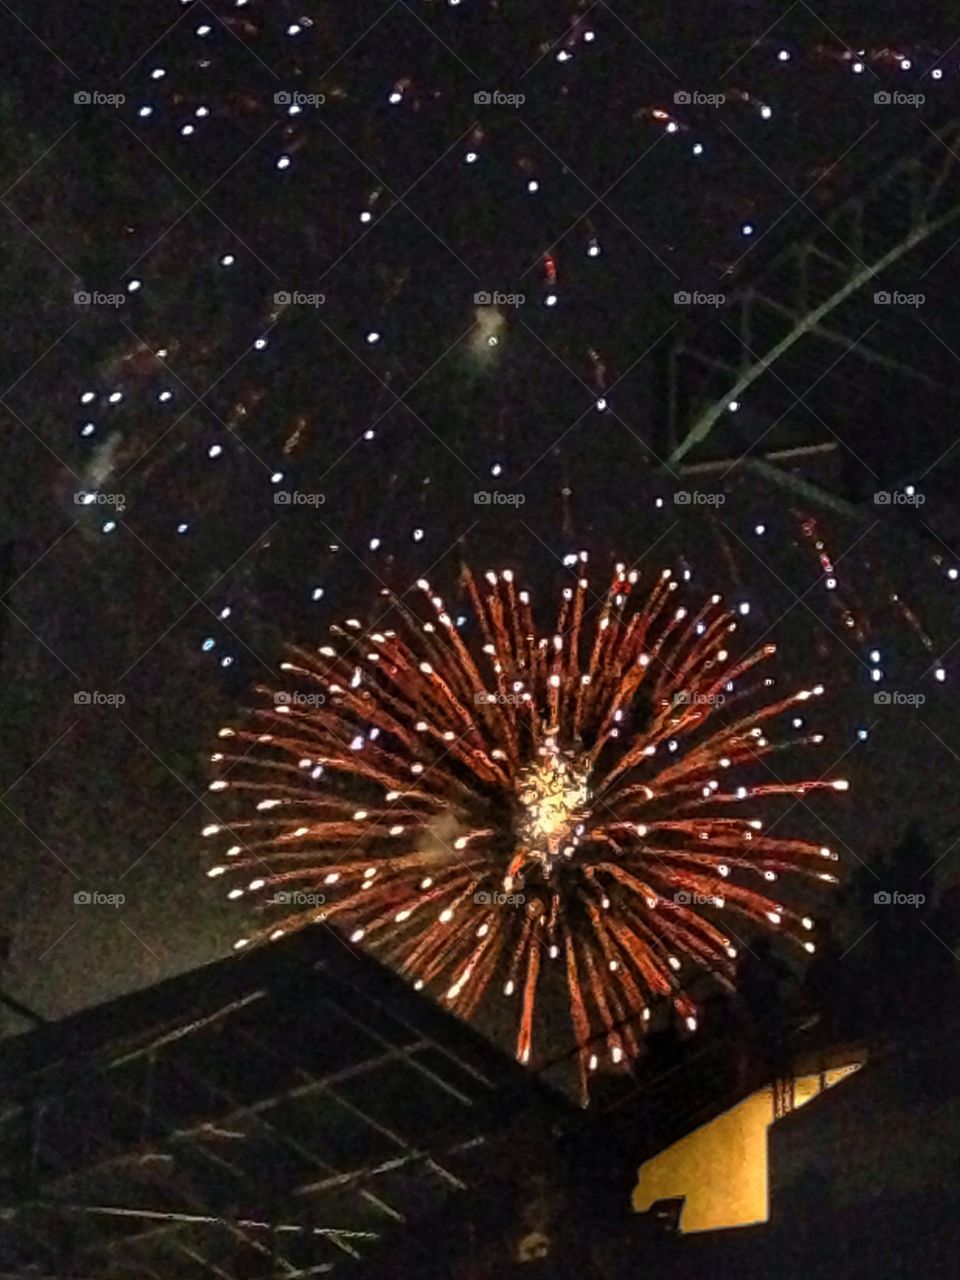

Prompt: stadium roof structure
[
  {"left": 0, "top": 926, "right": 573, "bottom": 1279},
  {"left": 663, "top": 111, "right": 960, "bottom": 513}
]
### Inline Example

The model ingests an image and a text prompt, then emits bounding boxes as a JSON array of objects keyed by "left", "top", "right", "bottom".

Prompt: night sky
[{"left": 2, "top": 1, "right": 959, "bottom": 1074}]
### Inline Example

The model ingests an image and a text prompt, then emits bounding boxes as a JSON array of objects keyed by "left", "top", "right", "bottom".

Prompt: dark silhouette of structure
[{"left": 2, "top": 828, "right": 957, "bottom": 1278}]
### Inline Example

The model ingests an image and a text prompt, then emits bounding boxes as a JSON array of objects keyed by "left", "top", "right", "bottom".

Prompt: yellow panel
[{"left": 631, "top": 1062, "right": 862, "bottom": 1233}]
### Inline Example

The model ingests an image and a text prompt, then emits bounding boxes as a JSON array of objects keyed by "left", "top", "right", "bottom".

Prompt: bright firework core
[{"left": 514, "top": 742, "right": 589, "bottom": 876}]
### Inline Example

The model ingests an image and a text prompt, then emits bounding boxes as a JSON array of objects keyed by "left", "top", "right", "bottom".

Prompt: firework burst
[{"left": 205, "top": 557, "right": 846, "bottom": 1098}]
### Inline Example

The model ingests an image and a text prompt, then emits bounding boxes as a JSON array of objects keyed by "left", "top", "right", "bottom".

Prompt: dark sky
[{"left": 2, "top": 1, "right": 960, "bottom": 1064}]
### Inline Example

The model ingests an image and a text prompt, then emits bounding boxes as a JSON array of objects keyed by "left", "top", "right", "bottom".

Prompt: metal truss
[{"left": 665, "top": 117, "right": 960, "bottom": 498}]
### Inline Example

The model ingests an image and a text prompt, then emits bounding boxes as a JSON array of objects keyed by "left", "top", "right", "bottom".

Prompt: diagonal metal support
[{"left": 666, "top": 120, "right": 960, "bottom": 471}]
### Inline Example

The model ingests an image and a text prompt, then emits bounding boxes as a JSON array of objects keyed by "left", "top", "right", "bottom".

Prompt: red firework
[{"left": 205, "top": 557, "right": 845, "bottom": 1097}]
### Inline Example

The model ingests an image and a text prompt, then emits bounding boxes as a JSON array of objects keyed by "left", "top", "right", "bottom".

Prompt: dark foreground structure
[
  {"left": 0, "top": 928, "right": 572, "bottom": 1278},
  {"left": 1, "top": 925, "right": 958, "bottom": 1279}
]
